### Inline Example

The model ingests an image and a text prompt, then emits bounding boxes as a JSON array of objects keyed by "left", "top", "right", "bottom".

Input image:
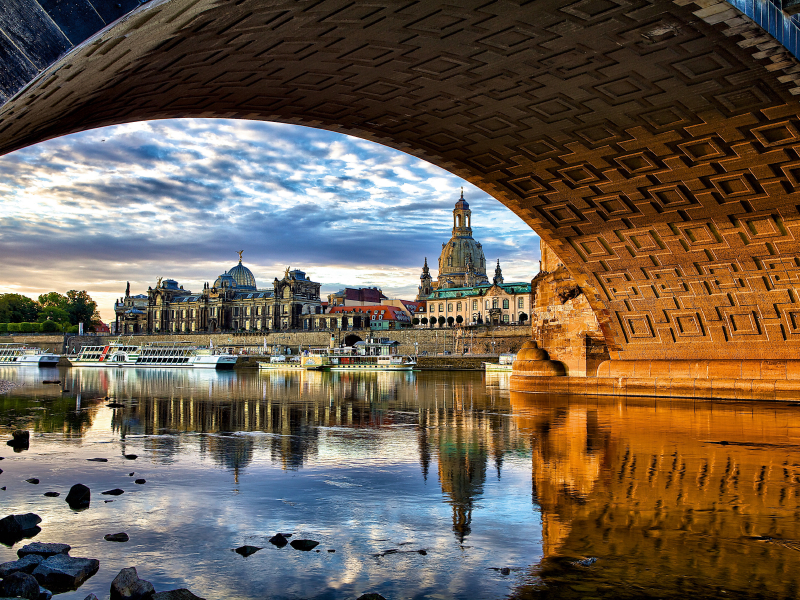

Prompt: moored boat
[
  {"left": 299, "top": 338, "right": 416, "bottom": 371},
  {"left": 0, "top": 344, "right": 60, "bottom": 366},
  {"left": 71, "top": 340, "right": 237, "bottom": 369}
]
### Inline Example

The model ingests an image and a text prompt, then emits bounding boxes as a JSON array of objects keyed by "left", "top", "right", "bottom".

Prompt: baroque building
[
  {"left": 416, "top": 191, "right": 531, "bottom": 326},
  {"left": 114, "top": 254, "right": 322, "bottom": 334}
]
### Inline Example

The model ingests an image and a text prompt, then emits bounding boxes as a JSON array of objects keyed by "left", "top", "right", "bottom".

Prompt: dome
[
  {"left": 438, "top": 238, "right": 488, "bottom": 285},
  {"left": 226, "top": 261, "right": 257, "bottom": 290},
  {"left": 213, "top": 273, "right": 237, "bottom": 289}
]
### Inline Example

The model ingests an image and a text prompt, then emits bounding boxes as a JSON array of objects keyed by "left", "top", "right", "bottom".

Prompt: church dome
[
  {"left": 226, "top": 260, "right": 257, "bottom": 290},
  {"left": 213, "top": 273, "right": 237, "bottom": 289},
  {"left": 438, "top": 238, "right": 487, "bottom": 286}
]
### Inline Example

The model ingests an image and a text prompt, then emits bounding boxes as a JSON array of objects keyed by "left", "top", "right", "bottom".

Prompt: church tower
[
  {"left": 493, "top": 259, "right": 504, "bottom": 285},
  {"left": 437, "top": 190, "right": 489, "bottom": 289},
  {"left": 452, "top": 189, "right": 472, "bottom": 238},
  {"left": 417, "top": 257, "right": 434, "bottom": 301}
]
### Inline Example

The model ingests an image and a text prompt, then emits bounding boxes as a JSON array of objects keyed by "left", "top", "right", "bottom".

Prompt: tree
[
  {"left": 38, "top": 292, "right": 69, "bottom": 310},
  {"left": 37, "top": 306, "right": 71, "bottom": 325},
  {"left": 41, "top": 320, "right": 61, "bottom": 333},
  {"left": 519, "top": 312, "right": 528, "bottom": 324},
  {"left": 65, "top": 290, "right": 98, "bottom": 327},
  {"left": 455, "top": 315, "right": 463, "bottom": 325},
  {"left": 0, "top": 294, "right": 39, "bottom": 323},
  {"left": 421, "top": 317, "right": 428, "bottom": 325},
  {"left": 447, "top": 316, "right": 454, "bottom": 327},
  {"left": 438, "top": 316, "right": 446, "bottom": 327},
  {"left": 412, "top": 318, "right": 420, "bottom": 325}
]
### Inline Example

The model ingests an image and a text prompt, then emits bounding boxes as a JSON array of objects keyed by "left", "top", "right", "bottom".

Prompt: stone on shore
[
  {"left": 124, "top": 454, "right": 137, "bottom": 460},
  {"left": 233, "top": 546, "right": 261, "bottom": 557},
  {"left": 268, "top": 533, "right": 288, "bottom": 548},
  {"left": 26, "top": 478, "right": 39, "bottom": 484},
  {"left": 104, "top": 533, "right": 129, "bottom": 542},
  {"left": 290, "top": 539, "right": 319, "bottom": 551},
  {"left": 0, "top": 513, "right": 42, "bottom": 545},
  {"left": 65, "top": 484, "right": 90, "bottom": 509},
  {"left": 38, "top": 584, "right": 53, "bottom": 600},
  {"left": 110, "top": 566, "right": 155, "bottom": 600},
  {"left": 101, "top": 489, "right": 124, "bottom": 496},
  {"left": 7, "top": 430, "right": 30, "bottom": 449},
  {"left": 43, "top": 492, "right": 59, "bottom": 498},
  {"left": 18, "top": 542, "right": 71, "bottom": 559},
  {"left": 0, "top": 571, "right": 40, "bottom": 600},
  {"left": 0, "top": 553, "right": 44, "bottom": 577},
  {"left": 86, "top": 458, "right": 107, "bottom": 462},
  {"left": 356, "top": 594, "right": 387, "bottom": 600},
  {"left": 32, "top": 555, "right": 99, "bottom": 592},
  {"left": 152, "top": 590, "right": 206, "bottom": 600},
  {"left": 134, "top": 479, "right": 146, "bottom": 484},
  {"left": 83, "top": 595, "right": 99, "bottom": 600}
]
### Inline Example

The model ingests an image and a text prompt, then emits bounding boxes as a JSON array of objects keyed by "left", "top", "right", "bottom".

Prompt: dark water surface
[{"left": 0, "top": 367, "right": 798, "bottom": 599}]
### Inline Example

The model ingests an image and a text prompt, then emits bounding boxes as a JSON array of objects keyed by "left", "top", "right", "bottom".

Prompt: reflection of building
[
  {"left": 113, "top": 255, "right": 323, "bottom": 333},
  {"left": 415, "top": 192, "right": 532, "bottom": 325}
]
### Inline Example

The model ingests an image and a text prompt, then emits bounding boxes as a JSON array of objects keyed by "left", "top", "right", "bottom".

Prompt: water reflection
[{"left": 509, "top": 393, "right": 800, "bottom": 599}]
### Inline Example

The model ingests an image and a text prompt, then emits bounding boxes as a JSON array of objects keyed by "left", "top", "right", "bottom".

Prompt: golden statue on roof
[
  {"left": 285, "top": 266, "right": 291, "bottom": 278},
  {"left": 237, "top": 250, "right": 243, "bottom": 262}
]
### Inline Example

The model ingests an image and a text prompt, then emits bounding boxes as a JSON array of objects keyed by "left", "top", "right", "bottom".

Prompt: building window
[
  {"left": 447, "top": 303, "right": 453, "bottom": 312},
  {"left": 493, "top": 299, "right": 498, "bottom": 309},
  {"left": 439, "top": 303, "right": 444, "bottom": 312},
  {"left": 518, "top": 298, "right": 524, "bottom": 308},
  {"left": 503, "top": 314, "right": 509, "bottom": 323},
  {"left": 456, "top": 302, "right": 461, "bottom": 311},
  {"left": 503, "top": 299, "right": 509, "bottom": 309},
  {"left": 283, "top": 305, "right": 288, "bottom": 314},
  {"left": 234, "top": 307, "right": 239, "bottom": 317},
  {"left": 473, "top": 300, "right": 478, "bottom": 310}
]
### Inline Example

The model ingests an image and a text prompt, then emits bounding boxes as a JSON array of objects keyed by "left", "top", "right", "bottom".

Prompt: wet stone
[
  {"left": 233, "top": 545, "right": 261, "bottom": 557},
  {"left": 290, "top": 539, "right": 319, "bottom": 551},
  {"left": 7, "top": 430, "right": 30, "bottom": 449},
  {"left": 26, "top": 478, "right": 39, "bottom": 485},
  {"left": 356, "top": 594, "right": 387, "bottom": 600},
  {"left": 134, "top": 479, "right": 146, "bottom": 484},
  {"left": 0, "top": 554, "right": 43, "bottom": 577},
  {"left": 42, "top": 492, "right": 59, "bottom": 498},
  {"left": 0, "top": 513, "right": 42, "bottom": 545},
  {"left": 86, "top": 458, "right": 107, "bottom": 463},
  {"left": 31, "top": 555, "right": 99, "bottom": 593},
  {"left": 152, "top": 590, "right": 206, "bottom": 600},
  {"left": 124, "top": 454, "right": 137, "bottom": 460},
  {"left": 110, "top": 566, "right": 155, "bottom": 600},
  {"left": 104, "top": 533, "right": 129, "bottom": 542},
  {"left": 18, "top": 542, "right": 71, "bottom": 559},
  {"left": 101, "top": 488, "right": 124, "bottom": 496},
  {"left": 0, "top": 571, "right": 40, "bottom": 600},
  {"left": 65, "top": 484, "right": 90, "bottom": 509},
  {"left": 268, "top": 533, "right": 288, "bottom": 548}
]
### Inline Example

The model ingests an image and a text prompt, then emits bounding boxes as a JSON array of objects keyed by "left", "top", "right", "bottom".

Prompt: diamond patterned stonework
[{"left": 4, "top": 0, "right": 800, "bottom": 376}]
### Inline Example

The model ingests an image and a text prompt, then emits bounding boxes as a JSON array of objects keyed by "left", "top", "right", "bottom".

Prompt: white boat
[
  {"left": 71, "top": 340, "right": 237, "bottom": 369},
  {"left": 0, "top": 344, "right": 60, "bottom": 366},
  {"left": 258, "top": 355, "right": 306, "bottom": 370},
  {"left": 299, "top": 339, "right": 416, "bottom": 371},
  {"left": 484, "top": 353, "right": 516, "bottom": 372}
]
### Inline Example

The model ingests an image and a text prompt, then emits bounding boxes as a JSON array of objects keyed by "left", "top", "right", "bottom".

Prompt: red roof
[{"left": 328, "top": 305, "right": 410, "bottom": 322}]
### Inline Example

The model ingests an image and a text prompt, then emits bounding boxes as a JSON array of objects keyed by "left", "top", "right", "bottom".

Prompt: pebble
[
  {"left": 43, "top": 492, "right": 60, "bottom": 497},
  {"left": 134, "top": 479, "right": 146, "bottom": 484},
  {"left": 26, "top": 478, "right": 40, "bottom": 484},
  {"left": 124, "top": 454, "right": 137, "bottom": 460},
  {"left": 101, "top": 489, "right": 124, "bottom": 496},
  {"left": 104, "top": 533, "right": 129, "bottom": 542},
  {"left": 86, "top": 458, "right": 107, "bottom": 463}
]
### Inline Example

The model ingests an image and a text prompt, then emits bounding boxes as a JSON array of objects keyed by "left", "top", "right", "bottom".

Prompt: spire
[
  {"left": 493, "top": 259, "right": 504, "bottom": 285},
  {"left": 421, "top": 257, "right": 430, "bottom": 277}
]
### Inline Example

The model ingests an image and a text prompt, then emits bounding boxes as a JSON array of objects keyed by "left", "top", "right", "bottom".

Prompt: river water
[{"left": 0, "top": 367, "right": 798, "bottom": 600}]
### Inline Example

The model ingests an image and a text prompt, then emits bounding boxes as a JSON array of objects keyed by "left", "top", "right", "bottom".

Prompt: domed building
[{"left": 435, "top": 191, "right": 489, "bottom": 290}]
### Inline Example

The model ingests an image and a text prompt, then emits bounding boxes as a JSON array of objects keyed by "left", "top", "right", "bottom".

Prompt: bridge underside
[{"left": 3, "top": 0, "right": 800, "bottom": 374}]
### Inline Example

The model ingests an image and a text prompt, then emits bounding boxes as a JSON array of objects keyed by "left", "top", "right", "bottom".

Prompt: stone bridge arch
[{"left": 3, "top": 0, "right": 800, "bottom": 369}]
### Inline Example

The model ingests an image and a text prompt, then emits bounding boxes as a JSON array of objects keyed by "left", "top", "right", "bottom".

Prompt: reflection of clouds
[{"left": 0, "top": 119, "right": 540, "bottom": 320}]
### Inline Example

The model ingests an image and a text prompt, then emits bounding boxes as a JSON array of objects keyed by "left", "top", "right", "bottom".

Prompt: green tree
[
  {"left": 518, "top": 312, "right": 528, "bottom": 324},
  {"left": 7, "top": 323, "right": 21, "bottom": 332},
  {"left": 447, "top": 316, "right": 454, "bottom": 327},
  {"left": 412, "top": 318, "right": 420, "bottom": 325},
  {"left": 421, "top": 317, "right": 428, "bottom": 325},
  {"left": 38, "top": 292, "right": 69, "bottom": 310},
  {"left": 438, "top": 316, "right": 446, "bottom": 327},
  {"left": 0, "top": 294, "right": 39, "bottom": 323},
  {"left": 0, "top": 323, "right": 7, "bottom": 333},
  {"left": 65, "top": 290, "right": 98, "bottom": 327},
  {"left": 41, "top": 320, "right": 61, "bottom": 333},
  {"left": 456, "top": 315, "right": 463, "bottom": 325},
  {"left": 37, "top": 306, "right": 71, "bottom": 325}
]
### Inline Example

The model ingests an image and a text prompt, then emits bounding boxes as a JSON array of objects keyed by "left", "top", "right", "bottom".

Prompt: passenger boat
[
  {"left": 71, "top": 340, "right": 237, "bottom": 369},
  {"left": 299, "top": 338, "right": 416, "bottom": 371},
  {"left": 484, "top": 353, "right": 516, "bottom": 372},
  {"left": 258, "top": 355, "right": 306, "bottom": 370},
  {"left": 0, "top": 344, "right": 60, "bottom": 366}
]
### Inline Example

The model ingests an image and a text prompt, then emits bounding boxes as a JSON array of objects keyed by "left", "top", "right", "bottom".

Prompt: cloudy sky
[{"left": 0, "top": 119, "right": 540, "bottom": 322}]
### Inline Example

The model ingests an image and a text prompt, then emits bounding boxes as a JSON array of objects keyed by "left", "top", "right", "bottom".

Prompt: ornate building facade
[{"left": 114, "top": 255, "right": 322, "bottom": 334}]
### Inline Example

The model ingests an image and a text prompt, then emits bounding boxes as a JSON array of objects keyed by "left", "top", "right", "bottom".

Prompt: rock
[
  {"left": 0, "top": 513, "right": 42, "bottom": 545},
  {"left": 83, "top": 595, "right": 99, "bottom": 600},
  {"left": 102, "top": 489, "right": 124, "bottom": 496},
  {"left": 0, "top": 554, "right": 44, "bottom": 577},
  {"left": 151, "top": 590, "right": 206, "bottom": 600},
  {"left": 134, "top": 479, "right": 146, "bottom": 484},
  {"left": 104, "top": 533, "right": 129, "bottom": 542},
  {"left": 65, "top": 484, "right": 90, "bottom": 509},
  {"left": 356, "top": 594, "right": 387, "bottom": 600},
  {"left": 86, "top": 458, "right": 107, "bottom": 463},
  {"left": 0, "top": 571, "right": 40, "bottom": 600},
  {"left": 32, "top": 555, "right": 100, "bottom": 593},
  {"left": 17, "top": 542, "right": 72, "bottom": 558},
  {"left": 110, "top": 566, "right": 155, "bottom": 600},
  {"left": 290, "top": 539, "right": 319, "bottom": 551},
  {"left": 418, "top": 549, "right": 427, "bottom": 555},
  {"left": 268, "top": 533, "right": 288, "bottom": 548},
  {"left": 328, "top": 549, "right": 335, "bottom": 553},
  {"left": 124, "top": 454, "right": 137, "bottom": 460},
  {"left": 26, "top": 478, "right": 40, "bottom": 484},
  {"left": 500, "top": 567, "right": 510, "bottom": 575},
  {"left": 233, "top": 545, "right": 261, "bottom": 557},
  {"left": 7, "top": 430, "right": 30, "bottom": 449},
  {"left": 37, "top": 584, "right": 53, "bottom": 600},
  {"left": 128, "top": 473, "right": 135, "bottom": 477},
  {"left": 43, "top": 492, "right": 60, "bottom": 498},
  {"left": 18, "top": 543, "right": 71, "bottom": 559}
]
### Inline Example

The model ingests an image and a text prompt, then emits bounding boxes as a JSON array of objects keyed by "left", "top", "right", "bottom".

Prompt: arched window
[
  {"left": 485, "top": 300, "right": 490, "bottom": 309},
  {"left": 503, "top": 299, "right": 509, "bottom": 309},
  {"left": 439, "top": 303, "right": 444, "bottom": 312},
  {"left": 456, "top": 302, "right": 462, "bottom": 311},
  {"left": 448, "top": 257, "right": 452, "bottom": 266},
  {"left": 456, "top": 214, "right": 461, "bottom": 227},
  {"left": 493, "top": 298, "right": 498, "bottom": 308}
]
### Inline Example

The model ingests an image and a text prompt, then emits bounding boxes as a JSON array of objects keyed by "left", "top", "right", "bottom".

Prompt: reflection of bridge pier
[{"left": 510, "top": 392, "right": 800, "bottom": 598}]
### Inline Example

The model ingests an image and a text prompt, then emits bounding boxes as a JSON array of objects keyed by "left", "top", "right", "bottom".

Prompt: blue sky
[{"left": 0, "top": 119, "right": 540, "bottom": 321}]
